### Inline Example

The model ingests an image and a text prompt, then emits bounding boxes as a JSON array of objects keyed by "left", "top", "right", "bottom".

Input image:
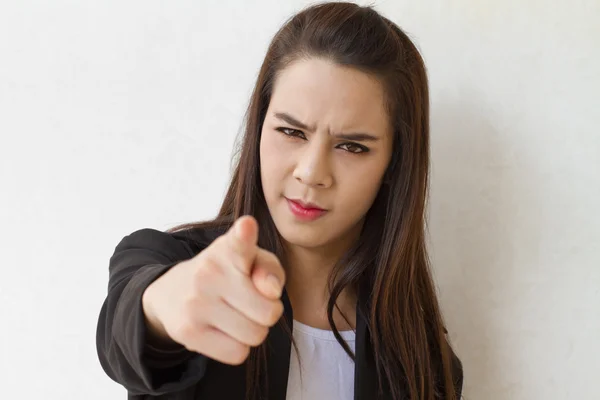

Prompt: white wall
[{"left": 1, "top": 1, "right": 598, "bottom": 399}]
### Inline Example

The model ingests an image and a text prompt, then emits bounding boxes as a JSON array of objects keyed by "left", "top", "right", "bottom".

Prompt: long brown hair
[{"left": 169, "top": 2, "right": 460, "bottom": 399}]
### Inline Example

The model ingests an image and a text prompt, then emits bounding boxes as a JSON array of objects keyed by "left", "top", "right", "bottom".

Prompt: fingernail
[{"left": 265, "top": 274, "right": 282, "bottom": 297}]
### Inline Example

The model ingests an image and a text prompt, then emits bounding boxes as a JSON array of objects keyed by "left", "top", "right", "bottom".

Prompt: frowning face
[{"left": 260, "top": 58, "right": 393, "bottom": 251}]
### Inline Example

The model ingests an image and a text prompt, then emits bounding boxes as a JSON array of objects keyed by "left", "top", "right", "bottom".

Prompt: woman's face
[{"left": 260, "top": 58, "right": 393, "bottom": 250}]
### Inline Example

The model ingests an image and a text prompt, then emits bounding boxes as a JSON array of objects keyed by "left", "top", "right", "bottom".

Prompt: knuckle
[
  {"left": 181, "top": 297, "right": 200, "bottom": 317},
  {"left": 172, "top": 319, "right": 198, "bottom": 343},
  {"left": 194, "top": 259, "right": 221, "bottom": 287},
  {"left": 229, "top": 344, "right": 250, "bottom": 365},
  {"left": 177, "top": 299, "right": 208, "bottom": 340},
  {"left": 248, "top": 325, "right": 269, "bottom": 346},
  {"left": 264, "top": 301, "right": 284, "bottom": 326},
  {"left": 246, "top": 335, "right": 261, "bottom": 348},
  {"left": 208, "top": 236, "right": 229, "bottom": 257},
  {"left": 267, "top": 252, "right": 285, "bottom": 280},
  {"left": 257, "top": 326, "right": 270, "bottom": 344}
]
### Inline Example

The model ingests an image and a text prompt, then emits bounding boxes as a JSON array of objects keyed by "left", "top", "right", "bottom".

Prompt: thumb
[
  {"left": 251, "top": 266, "right": 283, "bottom": 300},
  {"left": 250, "top": 248, "right": 285, "bottom": 299}
]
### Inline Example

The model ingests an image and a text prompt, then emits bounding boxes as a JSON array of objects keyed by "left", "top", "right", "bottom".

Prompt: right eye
[{"left": 275, "top": 127, "right": 307, "bottom": 140}]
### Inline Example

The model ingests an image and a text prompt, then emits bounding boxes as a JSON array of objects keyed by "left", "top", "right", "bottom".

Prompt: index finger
[{"left": 226, "top": 215, "right": 259, "bottom": 275}]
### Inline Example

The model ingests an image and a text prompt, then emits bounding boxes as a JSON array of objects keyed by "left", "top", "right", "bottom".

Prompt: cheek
[
  {"left": 336, "top": 161, "right": 386, "bottom": 214},
  {"left": 260, "top": 132, "right": 287, "bottom": 196}
]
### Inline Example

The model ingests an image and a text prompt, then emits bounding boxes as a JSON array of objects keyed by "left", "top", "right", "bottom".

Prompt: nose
[{"left": 292, "top": 139, "right": 333, "bottom": 188}]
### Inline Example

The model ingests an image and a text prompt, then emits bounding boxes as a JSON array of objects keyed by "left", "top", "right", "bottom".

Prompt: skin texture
[
  {"left": 259, "top": 58, "right": 394, "bottom": 329},
  {"left": 143, "top": 216, "right": 286, "bottom": 365}
]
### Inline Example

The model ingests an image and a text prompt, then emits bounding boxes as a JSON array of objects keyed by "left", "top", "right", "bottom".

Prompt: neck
[{"left": 282, "top": 230, "right": 360, "bottom": 331}]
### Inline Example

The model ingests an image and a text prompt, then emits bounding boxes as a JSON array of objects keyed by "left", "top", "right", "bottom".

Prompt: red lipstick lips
[{"left": 285, "top": 198, "right": 327, "bottom": 221}]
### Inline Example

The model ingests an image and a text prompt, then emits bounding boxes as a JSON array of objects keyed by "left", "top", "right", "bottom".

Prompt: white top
[{"left": 285, "top": 319, "right": 356, "bottom": 400}]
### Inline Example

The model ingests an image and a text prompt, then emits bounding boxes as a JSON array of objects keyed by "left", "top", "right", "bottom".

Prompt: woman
[{"left": 96, "top": 2, "right": 463, "bottom": 399}]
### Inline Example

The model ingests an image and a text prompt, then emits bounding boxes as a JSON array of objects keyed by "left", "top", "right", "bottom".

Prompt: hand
[{"left": 142, "top": 216, "right": 286, "bottom": 365}]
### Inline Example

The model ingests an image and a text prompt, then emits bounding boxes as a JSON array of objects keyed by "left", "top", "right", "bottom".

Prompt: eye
[
  {"left": 275, "top": 127, "right": 306, "bottom": 139},
  {"left": 338, "top": 142, "right": 369, "bottom": 154}
]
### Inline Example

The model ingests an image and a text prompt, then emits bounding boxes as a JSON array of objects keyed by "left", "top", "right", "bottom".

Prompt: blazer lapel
[
  {"left": 354, "top": 290, "right": 401, "bottom": 400},
  {"left": 354, "top": 299, "right": 380, "bottom": 400},
  {"left": 265, "top": 288, "right": 293, "bottom": 400}
]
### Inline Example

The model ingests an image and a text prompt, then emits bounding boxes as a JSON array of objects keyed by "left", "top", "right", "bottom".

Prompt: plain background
[{"left": 1, "top": 0, "right": 598, "bottom": 399}]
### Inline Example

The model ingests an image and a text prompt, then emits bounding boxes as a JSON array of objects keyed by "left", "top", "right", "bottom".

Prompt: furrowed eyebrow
[
  {"left": 273, "top": 111, "right": 380, "bottom": 141},
  {"left": 333, "top": 132, "right": 379, "bottom": 141},
  {"left": 274, "top": 112, "right": 314, "bottom": 131}
]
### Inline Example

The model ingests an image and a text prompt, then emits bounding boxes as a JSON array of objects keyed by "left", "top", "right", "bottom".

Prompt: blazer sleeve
[{"left": 96, "top": 228, "right": 208, "bottom": 396}]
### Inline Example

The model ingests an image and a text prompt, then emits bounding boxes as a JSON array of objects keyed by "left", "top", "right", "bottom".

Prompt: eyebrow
[{"left": 273, "top": 112, "right": 380, "bottom": 142}]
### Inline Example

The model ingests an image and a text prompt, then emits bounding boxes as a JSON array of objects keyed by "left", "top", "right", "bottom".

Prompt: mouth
[{"left": 285, "top": 197, "right": 328, "bottom": 221}]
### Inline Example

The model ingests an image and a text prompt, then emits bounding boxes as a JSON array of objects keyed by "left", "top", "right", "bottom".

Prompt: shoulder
[{"left": 113, "top": 223, "right": 227, "bottom": 263}]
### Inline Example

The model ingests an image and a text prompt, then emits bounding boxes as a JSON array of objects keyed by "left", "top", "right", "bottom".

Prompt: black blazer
[{"left": 96, "top": 227, "right": 463, "bottom": 399}]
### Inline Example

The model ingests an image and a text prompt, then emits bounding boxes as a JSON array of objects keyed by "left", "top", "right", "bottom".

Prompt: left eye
[{"left": 338, "top": 143, "right": 368, "bottom": 153}]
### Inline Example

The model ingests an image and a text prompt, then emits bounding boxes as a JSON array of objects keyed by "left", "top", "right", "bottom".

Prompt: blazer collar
[{"left": 265, "top": 288, "right": 397, "bottom": 400}]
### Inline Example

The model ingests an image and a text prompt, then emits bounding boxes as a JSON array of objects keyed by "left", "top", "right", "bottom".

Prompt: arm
[{"left": 96, "top": 228, "right": 208, "bottom": 396}]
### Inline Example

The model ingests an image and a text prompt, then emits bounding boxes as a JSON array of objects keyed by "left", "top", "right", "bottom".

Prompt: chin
[
  {"left": 279, "top": 226, "right": 322, "bottom": 248},
  {"left": 276, "top": 222, "right": 330, "bottom": 249},
  {"left": 281, "top": 228, "right": 326, "bottom": 249}
]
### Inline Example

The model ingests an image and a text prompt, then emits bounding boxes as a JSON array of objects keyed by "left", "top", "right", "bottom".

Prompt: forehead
[{"left": 269, "top": 58, "right": 391, "bottom": 135}]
